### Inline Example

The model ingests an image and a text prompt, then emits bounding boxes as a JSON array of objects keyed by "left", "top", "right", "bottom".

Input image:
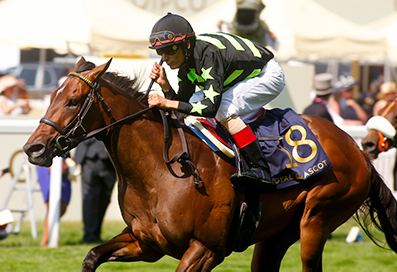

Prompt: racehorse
[
  {"left": 23, "top": 57, "right": 397, "bottom": 272},
  {"left": 362, "top": 97, "right": 397, "bottom": 159}
]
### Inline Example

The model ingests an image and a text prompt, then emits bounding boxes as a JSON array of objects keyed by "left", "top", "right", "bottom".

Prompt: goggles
[
  {"left": 150, "top": 31, "right": 179, "bottom": 47},
  {"left": 149, "top": 31, "right": 195, "bottom": 48},
  {"left": 156, "top": 44, "right": 179, "bottom": 56}
]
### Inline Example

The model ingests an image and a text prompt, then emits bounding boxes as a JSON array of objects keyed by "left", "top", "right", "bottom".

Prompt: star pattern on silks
[
  {"left": 201, "top": 67, "right": 214, "bottom": 81},
  {"left": 203, "top": 85, "right": 219, "bottom": 104},
  {"left": 187, "top": 68, "right": 199, "bottom": 84},
  {"left": 190, "top": 101, "right": 208, "bottom": 115}
]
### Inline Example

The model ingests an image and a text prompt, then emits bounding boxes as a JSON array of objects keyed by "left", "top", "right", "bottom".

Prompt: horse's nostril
[
  {"left": 361, "top": 141, "right": 377, "bottom": 154},
  {"left": 362, "top": 141, "right": 374, "bottom": 148},
  {"left": 23, "top": 143, "right": 45, "bottom": 157}
]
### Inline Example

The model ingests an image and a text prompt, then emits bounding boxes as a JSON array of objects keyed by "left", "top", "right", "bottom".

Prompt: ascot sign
[{"left": 127, "top": 0, "right": 221, "bottom": 16}]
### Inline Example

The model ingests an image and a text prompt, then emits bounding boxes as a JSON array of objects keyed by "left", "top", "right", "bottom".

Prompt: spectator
[
  {"left": 329, "top": 75, "right": 368, "bottom": 125},
  {"left": 356, "top": 79, "right": 382, "bottom": 119},
  {"left": 36, "top": 158, "right": 75, "bottom": 246},
  {"left": 0, "top": 74, "right": 31, "bottom": 115},
  {"left": 74, "top": 138, "right": 116, "bottom": 244},
  {"left": 373, "top": 81, "right": 397, "bottom": 116},
  {"left": 303, "top": 73, "right": 335, "bottom": 123}
]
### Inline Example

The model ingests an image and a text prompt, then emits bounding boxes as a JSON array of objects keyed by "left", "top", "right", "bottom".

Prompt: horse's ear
[
  {"left": 96, "top": 58, "right": 112, "bottom": 79},
  {"left": 86, "top": 58, "right": 113, "bottom": 82},
  {"left": 72, "top": 56, "right": 86, "bottom": 72}
]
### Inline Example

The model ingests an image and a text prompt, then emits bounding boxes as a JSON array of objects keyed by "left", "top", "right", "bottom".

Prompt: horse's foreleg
[
  {"left": 300, "top": 222, "right": 327, "bottom": 272},
  {"left": 251, "top": 219, "right": 301, "bottom": 272},
  {"left": 82, "top": 226, "right": 164, "bottom": 272},
  {"left": 176, "top": 240, "right": 222, "bottom": 272}
]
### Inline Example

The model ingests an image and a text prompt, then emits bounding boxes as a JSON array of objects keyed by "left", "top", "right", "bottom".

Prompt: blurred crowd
[{"left": 303, "top": 71, "right": 394, "bottom": 126}]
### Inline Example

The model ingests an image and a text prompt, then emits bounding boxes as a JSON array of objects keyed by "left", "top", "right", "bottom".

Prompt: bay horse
[{"left": 23, "top": 57, "right": 397, "bottom": 272}]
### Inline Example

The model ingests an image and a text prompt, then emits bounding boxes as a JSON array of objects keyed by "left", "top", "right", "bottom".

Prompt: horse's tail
[{"left": 355, "top": 151, "right": 397, "bottom": 252}]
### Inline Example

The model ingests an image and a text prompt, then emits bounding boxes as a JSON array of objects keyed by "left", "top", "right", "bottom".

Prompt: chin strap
[{"left": 182, "top": 39, "right": 195, "bottom": 63}]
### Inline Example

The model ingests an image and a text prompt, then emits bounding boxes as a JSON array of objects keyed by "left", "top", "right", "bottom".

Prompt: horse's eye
[{"left": 67, "top": 98, "right": 79, "bottom": 107}]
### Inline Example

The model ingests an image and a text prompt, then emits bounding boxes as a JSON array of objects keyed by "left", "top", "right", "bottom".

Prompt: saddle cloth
[{"left": 185, "top": 108, "right": 332, "bottom": 189}]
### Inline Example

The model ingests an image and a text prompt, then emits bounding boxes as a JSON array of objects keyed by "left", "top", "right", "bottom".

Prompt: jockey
[{"left": 148, "top": 12, "right": 285, "bottom": 188}]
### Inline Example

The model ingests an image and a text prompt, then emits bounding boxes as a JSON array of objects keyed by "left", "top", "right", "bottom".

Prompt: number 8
[{"left": 285, "top": 125, "right": 318, "bottom": 163}]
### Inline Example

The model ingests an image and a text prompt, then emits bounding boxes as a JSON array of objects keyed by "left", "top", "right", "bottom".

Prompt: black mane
[{"left": 76, "top": 61, "right": 148, "bottom": 106}]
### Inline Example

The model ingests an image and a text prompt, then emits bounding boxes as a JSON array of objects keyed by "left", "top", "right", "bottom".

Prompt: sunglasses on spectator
[{"left": 156, "top": 44, "right": 180, "bottom": 56}]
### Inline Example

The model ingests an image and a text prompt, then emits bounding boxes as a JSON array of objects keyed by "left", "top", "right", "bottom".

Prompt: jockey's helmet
[{"left": 149, "top": 12, "right": 196, "bottom": 50}]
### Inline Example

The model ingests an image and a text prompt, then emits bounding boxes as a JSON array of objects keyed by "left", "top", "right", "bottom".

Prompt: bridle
[
  {"left": 39, "top": 69, "right": 201, "bottom": 183},
  {"left": 366, "top": 98, "right": 397, "bottom": 152},
  {"left": 39, "top": 71, "right": 152, "bottom": 155}
]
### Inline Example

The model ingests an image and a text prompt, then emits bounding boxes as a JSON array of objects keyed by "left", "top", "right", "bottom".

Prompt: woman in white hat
[
  {"left": 373, "top": 81, "right": 397, "bottom": 116},
  {"left": 0, "top": 74, "right": 30, "bottom": 115}
]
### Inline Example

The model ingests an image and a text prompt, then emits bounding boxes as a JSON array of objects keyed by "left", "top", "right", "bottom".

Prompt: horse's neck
[{"left": 102, "top": 105, "right": 165, "bottom": 187}]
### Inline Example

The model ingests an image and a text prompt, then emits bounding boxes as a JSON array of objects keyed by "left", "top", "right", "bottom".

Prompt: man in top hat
[{"left": 303, "top": 73, "right": 335, "bottom": 123}]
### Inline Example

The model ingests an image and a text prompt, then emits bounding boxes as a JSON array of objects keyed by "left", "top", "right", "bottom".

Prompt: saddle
[{"left": 185, "top": 108, "right": 332, "bottom": 189}]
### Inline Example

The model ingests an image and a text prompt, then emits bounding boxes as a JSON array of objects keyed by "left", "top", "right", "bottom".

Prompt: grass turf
[{"left": 0, "top": 219, "right": 396, "bottom": 271}]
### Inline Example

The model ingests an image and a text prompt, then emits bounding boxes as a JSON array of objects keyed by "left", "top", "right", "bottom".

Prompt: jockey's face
[{"left": 158, "top": 42, "right": 190, "bottom": 70}]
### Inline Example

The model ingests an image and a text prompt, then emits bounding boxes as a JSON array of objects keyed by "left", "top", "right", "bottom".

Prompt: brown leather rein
[{"left": 375, "top": 98, "right": 397, "bottom": 152}]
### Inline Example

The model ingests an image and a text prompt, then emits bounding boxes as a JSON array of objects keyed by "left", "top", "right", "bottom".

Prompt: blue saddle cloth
[
  {"left": 185, "top": 108, "right": 332, "bottom": 190},
  {"left": 250, "top": 108, "right": 332, "bottom": 189}
]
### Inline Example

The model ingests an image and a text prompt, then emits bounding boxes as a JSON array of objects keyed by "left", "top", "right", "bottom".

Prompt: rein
[{"left": 40, "top": 69, "right": 200, "bottom": 184}]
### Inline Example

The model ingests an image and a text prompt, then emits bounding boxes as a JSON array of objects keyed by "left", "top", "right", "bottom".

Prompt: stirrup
[{"left": 230, "top": 168, "right": 275, "bottom": 189}]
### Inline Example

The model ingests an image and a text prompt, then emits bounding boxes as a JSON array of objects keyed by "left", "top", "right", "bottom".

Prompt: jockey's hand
[
  {"left": 149, "top": 62, "right": 171, "bottom": 92},
  {"left": 148, "top": 93, "right": 179, "bottom": 111}
]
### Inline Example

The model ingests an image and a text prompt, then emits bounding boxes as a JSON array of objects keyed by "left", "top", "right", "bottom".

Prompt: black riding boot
[{"left": 230, "top": 140, "right": 274, "bottom": 189}]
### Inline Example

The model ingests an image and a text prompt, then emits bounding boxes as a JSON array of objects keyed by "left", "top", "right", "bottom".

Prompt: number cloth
[{"left": 251, "top": 108, "right": 332, "bottom": 189}]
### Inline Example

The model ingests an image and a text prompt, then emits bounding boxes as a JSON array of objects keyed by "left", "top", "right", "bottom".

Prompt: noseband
[{"left": 366, "top": 98, "right": 397, "bottom": 152}]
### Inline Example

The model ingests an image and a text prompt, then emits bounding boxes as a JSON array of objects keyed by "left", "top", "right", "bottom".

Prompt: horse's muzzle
[
  {"left": 361, "top": 138, "right": 380, "bottom": 159},
  {"left": 23, "top": 142, "right": 53, "bottom": 167}
]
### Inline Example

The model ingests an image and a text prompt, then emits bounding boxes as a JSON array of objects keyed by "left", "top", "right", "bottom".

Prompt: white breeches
[{"left": 189, "top": 58, "right": 285, "bottom": 124}]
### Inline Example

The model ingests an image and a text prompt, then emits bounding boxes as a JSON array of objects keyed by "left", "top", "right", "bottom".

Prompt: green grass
[{"left": 0, "top": 219, "right": 396, "bottom": 271}]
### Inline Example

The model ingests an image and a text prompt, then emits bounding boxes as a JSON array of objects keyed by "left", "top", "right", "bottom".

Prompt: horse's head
[
  {"left": 23, "top": 57, "right": 113, "bottom": 167},
  {"left": 362, "top": 97, "right": 397, "bottom": 158}
]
